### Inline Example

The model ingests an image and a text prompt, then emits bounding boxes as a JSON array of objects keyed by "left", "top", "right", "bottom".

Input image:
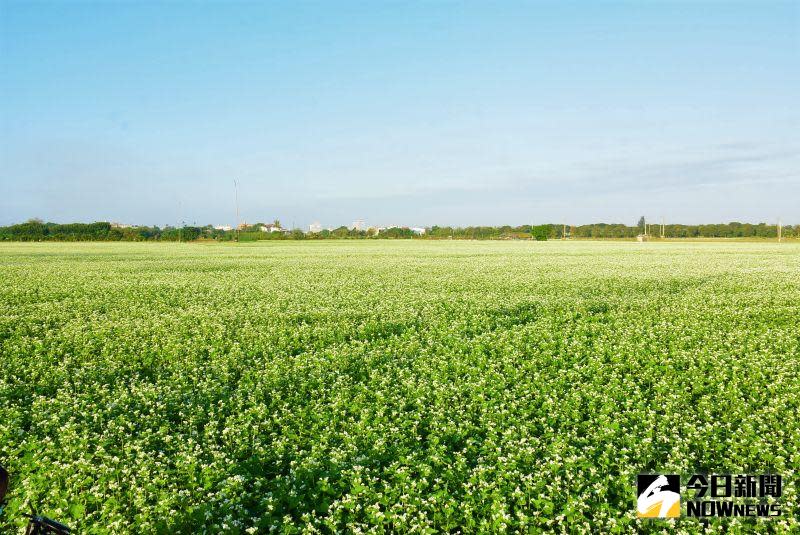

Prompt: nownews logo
[{"left": 637, "top": 474, "right": 783, "bottom": 519}]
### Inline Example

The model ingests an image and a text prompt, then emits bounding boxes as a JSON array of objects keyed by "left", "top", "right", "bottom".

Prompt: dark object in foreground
[
  {"left": 0, "top": 465, "right": 71, "bottom": 534},
  {"left": 0, "top": 465, "right": 8, "bottom": 504},
  {"left": 23, "top": 514, "right": 71, "bottom": 535}
]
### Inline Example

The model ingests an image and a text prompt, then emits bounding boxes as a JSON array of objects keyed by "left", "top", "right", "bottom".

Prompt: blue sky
[{"left": 1, "top": 1, "right": 797, "bottom": 228}]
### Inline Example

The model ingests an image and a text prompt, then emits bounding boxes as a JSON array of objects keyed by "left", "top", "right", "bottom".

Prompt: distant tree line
[
  {"left": 428, "top": 223, "right": 795, "bottom": 239},
  {"left": 570, "top": 222, "right": 794, "bottom": 239},
  {"left": 0, "top": 220, "right": 203, "bottom": 242},
  {"left": 0, "top": 219, "right": 795, "bottom": 241}
]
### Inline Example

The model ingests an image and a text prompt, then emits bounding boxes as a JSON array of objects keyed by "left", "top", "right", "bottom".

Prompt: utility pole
[
  {"left": 177, "top": 200, "right": 182, "bottom": 243},
  {"left": 563, "top": 222, "right": 566, "bottom": 240},
  {"left": 234, "top": 179, "right": 240, "bottom": 243},
  {"left": 778, "top": 218, "right": 782, "bottom": 243},
  {"left": 661, "top": 217, "right": 665, "bottom": 239}
]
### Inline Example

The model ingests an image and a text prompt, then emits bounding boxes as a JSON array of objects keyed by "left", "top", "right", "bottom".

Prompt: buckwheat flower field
[{"left": 1, "top": 241, "right": 798, "bottom": 533}]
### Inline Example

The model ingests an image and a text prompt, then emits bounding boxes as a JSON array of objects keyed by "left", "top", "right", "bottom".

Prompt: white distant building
[
  {"left": 214, "top": 225, "right": 232, "bottom": 231},
  {"left": 351, "top": 219, "right": 366, "bottom": 231},
  {"left": 410, "top": 227, "right": 426, "bottom": 234},
  {"left": 308, "top": 222, "right": 322, "bottom": 233},
  {"left": 260, "top": 224, "right": 284, "bottom": 232}
]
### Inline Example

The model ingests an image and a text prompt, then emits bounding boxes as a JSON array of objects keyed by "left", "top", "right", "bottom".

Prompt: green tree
[{"left": 532, "top": 225, "right": 549, "bottom": 241}]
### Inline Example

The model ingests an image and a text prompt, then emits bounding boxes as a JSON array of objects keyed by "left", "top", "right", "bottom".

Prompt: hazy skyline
[{"left": 1, "top": 1, "right": 798, "bottom": 228}]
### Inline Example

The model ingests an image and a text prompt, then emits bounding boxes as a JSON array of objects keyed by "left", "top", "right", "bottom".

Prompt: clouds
[
  {"left": 2, "top": 136, "right": 796, "bottom": 228},
  {"left": 279, "top": 141, "right": 798, "bottom": 226},
  {"left": 552, "top": 144, "right": 800, "bottom": 195}
]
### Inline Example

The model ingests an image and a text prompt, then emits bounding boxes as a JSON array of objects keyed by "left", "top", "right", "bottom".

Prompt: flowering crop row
[{"left": 1, "top": 241, "right": 798, "bottom": 533}]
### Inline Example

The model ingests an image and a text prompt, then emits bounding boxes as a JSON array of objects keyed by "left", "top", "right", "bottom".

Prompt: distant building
[
  {"left": 259, "top": 224, "right": 283, "bottom": 232},
  {"left": 110, "top": 222, "right": 133, "bottom": 229},
  {"left": 308, "top": 222, "right": 322, "bottom": 233},
  {"left": 214, "top": 225, "right": 232, "bottom": 231},
  {"left": 351, "top": 219, "right": 366, "bottom": 231},
  {"left": 410, "top": 227, "right": 426, "bottom": 235},
  {"left": 237, "top": 222, "right": 248, "bottom": 231}
]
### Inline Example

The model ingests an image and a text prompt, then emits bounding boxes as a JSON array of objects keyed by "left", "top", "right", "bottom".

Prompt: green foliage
[
  {"left": 159, "top": 227, "right": 202, "bottom": 242},
  {"left": 0, "top": 221, "right": 795, "bottom": 242},
  {"left": 532, "top": 225, "right": 550, "bottom": 241},
  {"left": 378, "top": 227, "right": 415, "bottom": 239},
  {"left": 1, "top": 241, "right": 799, "bottom": 533}
]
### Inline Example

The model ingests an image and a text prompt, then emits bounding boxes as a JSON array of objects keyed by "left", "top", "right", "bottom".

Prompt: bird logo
[{"left": 637, "top": 475, "right": 680, "bottom": 518}]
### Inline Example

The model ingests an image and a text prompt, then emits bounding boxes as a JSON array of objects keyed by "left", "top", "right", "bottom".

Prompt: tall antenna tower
[
  {"left": 234, "top": 179, "right": 240, "bottom": 242},
  {"left": 177, "top": 199, "right": 182, "bottom": 243}
]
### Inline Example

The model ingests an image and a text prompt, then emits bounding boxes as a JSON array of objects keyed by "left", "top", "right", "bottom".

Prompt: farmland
[{"left": 1, "top": 241, "right": 798, "bottom": 533}]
